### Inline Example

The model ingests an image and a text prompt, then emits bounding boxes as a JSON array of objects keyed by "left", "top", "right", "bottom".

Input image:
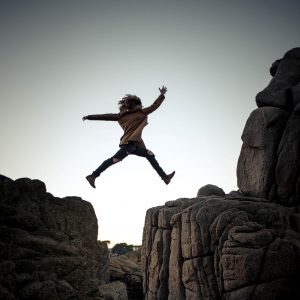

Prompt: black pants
[{"left": 92, "top": 141, "right": 167, "bottom": 179}]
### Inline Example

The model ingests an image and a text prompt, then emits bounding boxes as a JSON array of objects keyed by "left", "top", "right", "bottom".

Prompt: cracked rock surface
[
  {"left": 142, "top": 196, "right": 300, "bottom": 300},
  {"left": 238, "top": 48, "right": 300, "bottom": 205},
  {"left": 110, "top": 250, "right": 143, "bottom": 300},
  {"left": 142, "top": 48, "right": 300, "bottom": 300}
]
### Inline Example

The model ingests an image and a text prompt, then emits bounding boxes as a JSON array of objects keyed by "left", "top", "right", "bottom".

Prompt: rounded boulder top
[{"left": 197, "top": 184, "right": 225, "bottom": 197}]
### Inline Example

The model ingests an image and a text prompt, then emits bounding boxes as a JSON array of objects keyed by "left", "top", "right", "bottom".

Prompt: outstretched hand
[{"left": 159, "top": 85, "right": 167, "bottom": 95}]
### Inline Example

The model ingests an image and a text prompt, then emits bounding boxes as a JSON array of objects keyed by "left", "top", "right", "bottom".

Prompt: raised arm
[
  {"left": 82, "top": 113, "right": 119, "bottom": 121},
  {"left": 142, "top": 86, "right": 168, "bottom": 115}
]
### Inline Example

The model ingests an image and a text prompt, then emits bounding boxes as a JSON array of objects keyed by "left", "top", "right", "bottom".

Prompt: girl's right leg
[{"left": 86, "top": 146, "right": 129, "bottom": 188}]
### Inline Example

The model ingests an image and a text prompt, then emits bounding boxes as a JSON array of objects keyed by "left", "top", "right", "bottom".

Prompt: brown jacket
[{"left": 86, "top": 94, "right": 165, "bottom": 148}]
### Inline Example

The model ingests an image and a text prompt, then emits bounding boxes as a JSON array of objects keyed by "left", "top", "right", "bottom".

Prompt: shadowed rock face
[
  {"left": 0, "top": 175, "right": 109, "bottom": 300},
  {"left": 142, "top": 48, "right": 300, "bottom": 300},
  {"left": 256, "top": 48, "right": 300, "bottom": 110},
  {"left": 142, "top": 196, "right": 300, "bottom": 300},
  {"left": 238, "top": 47, "right": 300, "bottom": 205},
  {"left": 110, "top": 250, "right": 143, "bottom": 300}
]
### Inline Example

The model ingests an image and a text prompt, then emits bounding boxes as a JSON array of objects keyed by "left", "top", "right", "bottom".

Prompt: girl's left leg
[{"left": 133, "top": 147, "right": 175, "bottom": 184}]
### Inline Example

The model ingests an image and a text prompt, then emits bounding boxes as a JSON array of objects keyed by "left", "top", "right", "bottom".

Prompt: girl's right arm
[{"left": 82, "top": 113, "right": 119, "bottom": 121}]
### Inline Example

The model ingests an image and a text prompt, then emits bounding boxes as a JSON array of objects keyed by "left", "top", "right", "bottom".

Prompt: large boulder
[
  {"left": 256, "top": 47, "right": 300, "bottom": 110},
  {"left": 0, "top": 175, "right": 109, "bottom": 300},
  {"left": 110, "top": 250, "right": 143, "bottom": 300},
  {"left": 197, "top": 184, "right": 225, "bottom": 197},
  {"left": 141, "top": 196, "right": 300, "bottom": 300},
  {"left": 276, "top": 104, "right": 300, "bottom": 205},
  {"left": 98, "top": 281, "right": 128, "bottom": 300},
  {"left": 237, "top": 48, "right": 300, "bottom": 205},
  {"left": 142, "top": 47, "right": 300, "bottom": 300},
  {"left": 237, "top": 107, "right": 289, "bottom": 200}
]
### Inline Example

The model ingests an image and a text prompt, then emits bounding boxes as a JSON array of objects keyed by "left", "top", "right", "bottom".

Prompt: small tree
[{"left": 111, "top": 243, "right": 134, "bottom": 255}]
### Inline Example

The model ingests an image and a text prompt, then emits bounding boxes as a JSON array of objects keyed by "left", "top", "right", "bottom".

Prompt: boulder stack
[
  {"left": 141, "top": 48, "right": 300, "bottom": 299},
  {"left": 238, "top": 48, "right": 300, "bottom": 205},
  {"left": 0, "top": 175, "right": 110, "bottom": 300}
]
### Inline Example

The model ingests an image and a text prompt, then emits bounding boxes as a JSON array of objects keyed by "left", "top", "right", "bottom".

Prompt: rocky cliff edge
[
  {"left": 141, "top": 48, "right": 300, "bottom": 300},
  {"left": 0, "top": 175, "right": 113, "bottom": 300}
]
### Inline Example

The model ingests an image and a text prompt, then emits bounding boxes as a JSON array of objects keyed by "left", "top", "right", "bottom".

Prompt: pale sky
[{"left": 1, "top": 0, "right": 300, "bottom": 246}]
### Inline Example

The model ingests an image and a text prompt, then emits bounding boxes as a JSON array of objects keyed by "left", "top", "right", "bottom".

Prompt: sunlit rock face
[
  {"left": 0, "top": 175, "right": 110, "bottom": 300},
  {"left": 238, "top": 47, "right": 300, "bottom": 206},
  {"left": 142, "top": 48, "right": 300, "bottom": 300},
  {"left": 142, "top": 195, "right": 300, "bottom": 300}
]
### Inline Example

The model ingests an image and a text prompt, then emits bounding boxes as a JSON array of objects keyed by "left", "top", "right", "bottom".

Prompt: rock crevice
[{"left": 142, "top": 197, "right": 299, "bottom": 299}]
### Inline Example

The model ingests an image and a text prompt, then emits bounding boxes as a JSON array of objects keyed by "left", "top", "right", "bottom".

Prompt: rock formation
[
  {"left": 0, "top": 175, "right": 127, "bottom": 300},
  {"left": 141, "top": 48, "right": 300, "bottom": 299},
  {"left": 110, "top": 249, "right": 143, "bottom": 300},
  {"left": 238, "top": 48, "right": 300, "bottom": 205},
  {"left": 98, "top": 281, "right": 128, "bottom": 300}
]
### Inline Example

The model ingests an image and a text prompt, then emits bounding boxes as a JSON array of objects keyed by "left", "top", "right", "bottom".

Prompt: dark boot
[
  {"left": 86, "top": 174, "right": 96, "bottom": 188},
  {"left": 86, "top": 158, "right": 115, "bottom": 188},
  {"left": 163, "top": 171, "right": 175, "bottom": 185}
]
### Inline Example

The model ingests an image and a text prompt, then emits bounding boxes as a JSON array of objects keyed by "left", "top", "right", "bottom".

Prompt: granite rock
[
  {"left": 141, "top": 196, "right": 300, "bottom": 300},
  {"left": 110, "top": 250, "right": 143, "bottom": 300},
  {"left": 197, "top": 184, "right": 225, "bottom": 197},
  {"left": 237, "top": 48, "right": 300, "bottom": 205},
  {"left": 256, "top": 47, "right": 300, "bottom": 110},
  {"left": 0, "top": 175, "right": 109, "bottom": 300},
  {"left": 142, "top": 48, "right": 300, "bottom": 300},
  {"left": 98, "top": 281, "right": 128, "bottom": 300}
]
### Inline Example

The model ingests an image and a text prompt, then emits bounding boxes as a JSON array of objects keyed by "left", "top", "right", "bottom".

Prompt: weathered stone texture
[
  {"left": 142, "top": 47, "right": 300, "bottom": 300},
  {"left": 110, "top": 250, "right": 143, "bottom": 300},
  {"left": 197, "top": 184, "right": 225, "bottom": 197},
  {"left": 276, "top": 104, "right": 300, "bottom": 204},
  {"left": 237, "top": 107, "right": 289, "bottom": 199},
  {"left": 98, "top": 281, "right": 128, "bottom": 300},
  {"left": 0, "top": 175, "right": 109, "bottom": 300},
  {"left": 256, "top": 48, "right": 300, "bottom": 110},
  {"left": 142, "top": 197, "right": 300, "bottom": 300},
  {"left": 237, "top": 47, "right": 300, "bottom": 205}
]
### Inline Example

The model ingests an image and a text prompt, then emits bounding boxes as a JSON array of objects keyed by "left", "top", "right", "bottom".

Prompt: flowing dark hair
[{"left": 118, "top": 94, "right": 142, "bottom": 110}]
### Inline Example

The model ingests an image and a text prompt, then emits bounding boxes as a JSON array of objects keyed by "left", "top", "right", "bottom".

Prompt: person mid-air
[{"left": 82, "top": 86, "right": 175, "bottom": 188}]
